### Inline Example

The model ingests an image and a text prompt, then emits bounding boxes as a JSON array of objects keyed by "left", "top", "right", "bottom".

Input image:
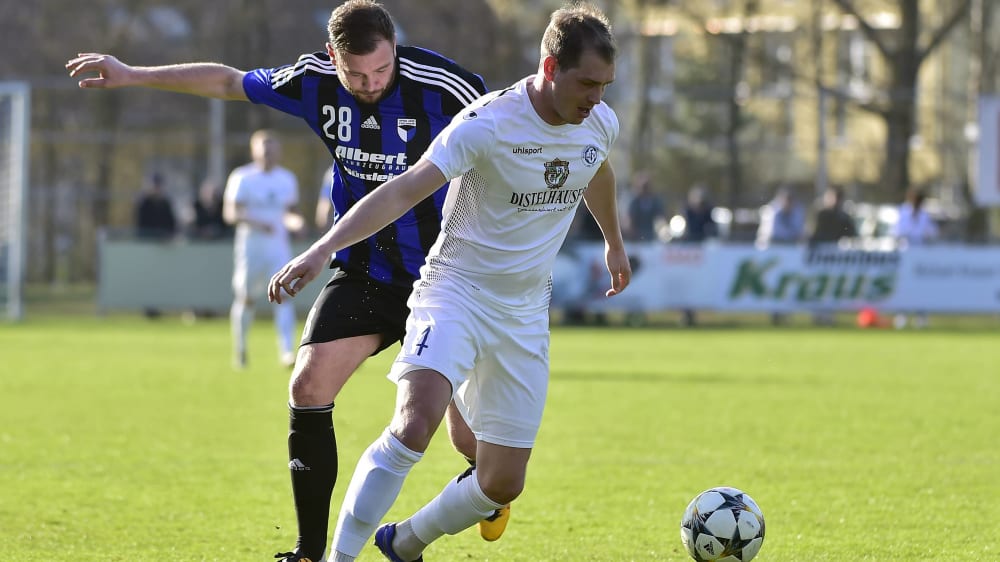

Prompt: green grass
[{"left": 1, "top": 314, "right": 998, "bottom": 561}]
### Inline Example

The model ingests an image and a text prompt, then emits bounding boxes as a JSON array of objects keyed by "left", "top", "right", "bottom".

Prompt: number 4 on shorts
[{"left": 414, "top": 326, "right": 431, "bottom": 355}]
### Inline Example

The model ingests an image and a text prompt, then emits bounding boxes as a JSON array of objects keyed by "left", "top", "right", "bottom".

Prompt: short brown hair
[
  {"left": 250, "top": 129, "right": 278, "bottom": 145},
  {"left": 327, "top": 0, "right": 395, "bottom": 55},
  {"left": 541, "top": 2, "right": 616, "bottom": 70}
]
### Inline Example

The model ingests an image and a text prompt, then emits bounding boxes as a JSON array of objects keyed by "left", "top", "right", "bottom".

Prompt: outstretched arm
[
  {"left": 268, "top": 158, "right": 448, "bottom": 303},
  {"left": 583, "top": 160, "right": 631, "bottom": 297},
  {"left": 66, "top": 53, "right": 248, "bottom": 101}
]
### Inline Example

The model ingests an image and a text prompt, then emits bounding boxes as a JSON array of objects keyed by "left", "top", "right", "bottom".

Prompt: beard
[{"left": 339, "top": 77, "right": 392, "bottom": 105}]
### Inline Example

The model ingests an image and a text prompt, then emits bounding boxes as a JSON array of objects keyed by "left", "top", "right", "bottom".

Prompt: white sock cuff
[
  {"left": 466, "top": 473, "right": 505, "bottom": 513},
  {"left": 380, "top": 428, "right": 423, "bottom": 471},
  {"left": 410, "top": 471, "right": 505, "bottom": 543}
]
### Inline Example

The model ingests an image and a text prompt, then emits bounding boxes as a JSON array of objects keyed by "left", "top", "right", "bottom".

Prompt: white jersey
[
  {"left": 224, "top": 163, "right": 299, "bottom": 257},
  {"left": 420, "top": 77, "right": 619, "bottom": 312}
]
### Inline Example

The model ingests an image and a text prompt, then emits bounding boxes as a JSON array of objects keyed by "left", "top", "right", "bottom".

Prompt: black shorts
[{"left": 299, "top": 267, "right": 412, "bottom": 355}]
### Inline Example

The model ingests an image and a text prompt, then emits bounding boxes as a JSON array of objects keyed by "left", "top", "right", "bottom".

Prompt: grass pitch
[{"left": 1, "top": 314, "right": 998, "bottom": 561}]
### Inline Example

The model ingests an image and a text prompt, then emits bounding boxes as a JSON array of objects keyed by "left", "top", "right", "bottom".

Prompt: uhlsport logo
[{"left": 543, "top": 158, "right": 570, "bottom": 189}]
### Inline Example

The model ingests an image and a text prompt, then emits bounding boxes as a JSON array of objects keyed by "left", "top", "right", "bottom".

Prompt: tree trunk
[
  {"left": 961, "top": 0, "right": 990, "bottom": 242},
  {"left": 880, "top": 0, "right": 920, "bottom": 195},
  {"left": 724, "top": 0, "right": 758, "bottom": 207},
  {"left": 631, "top": 16, "right": 656, "bottom": 164},
  {"left": 880, "top": 99, "right": 916, "bottom": 196},
  {"left": 90, "top": 92, "right": 121, "bottom": 230}
]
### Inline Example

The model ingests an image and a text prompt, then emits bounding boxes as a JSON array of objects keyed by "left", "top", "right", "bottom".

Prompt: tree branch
[
  {"left": 816, "top": 83, "right": 889, "bottom": 117},
  {"left": 830, "top": 0, "right": 893, "bottom": 59},
  {"left": 917, "top": 0, "right": 972, "bottom": 65}
]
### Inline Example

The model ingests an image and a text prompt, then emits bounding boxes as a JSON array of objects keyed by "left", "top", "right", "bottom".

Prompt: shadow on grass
[{"left": 551, "top": 370, "right": 802, "bottom": 386}]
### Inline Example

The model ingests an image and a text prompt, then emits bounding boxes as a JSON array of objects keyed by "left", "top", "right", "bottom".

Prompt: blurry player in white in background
[{"left": 224, "top": 129, "right": 303, "bottom": 369}]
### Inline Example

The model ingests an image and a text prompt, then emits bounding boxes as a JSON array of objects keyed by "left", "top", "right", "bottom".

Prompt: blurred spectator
[
  {"left": 809, "top": 186, "right": 857, "bottom": 245},
  {"left": 810, "top": 187, "right": 858, "bottom": 326},
  {"left": 679, "top": 185, "right": 717, "bottom": 327},
  {"left": 562, "top": 206, "right": 610, "bottom": 325},
  {"left": 680, "top": 184, "right": 718, "bottom": 243},
  {"left": 135, "top": 172, "right": 177, "bottom": 239},
  {"left": 757, "top": 186, "right": 804, "bottom": 325},
  {"left": 134, "top": 172, "right": 176, "bottom": 319},
  {"left": 757, "top": 186, "right": 805, "bottom": 247},
  {"left": 569, "top": 205, "right": 606, "bottom": 242},
  {"left": 891, "top": 188, "right": 938, "bottom": 329},
  {"left": 184, "top": 178, "right": 231, "bottom": 321},
  {"left": 191, "top": 178, "right": 231, "bottom": 240},
  {"left": 625, "top": 171, "right": 666, "bottom": 242},
  {"left": 891, "top": 187, "right": 939, "bottom": 246}
]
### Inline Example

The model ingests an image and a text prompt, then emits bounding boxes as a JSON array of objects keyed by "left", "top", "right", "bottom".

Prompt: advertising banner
[{"left": 553, "top": 242, "right": 1000, "bottom": 314}]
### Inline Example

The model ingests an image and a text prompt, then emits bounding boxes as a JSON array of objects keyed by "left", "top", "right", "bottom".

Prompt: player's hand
[
  {"left": 65, "top": 53, "right": 133, "bottom": 89},
  {"left": 604, "top": 246, "right": 631, "bottom": 297},
  {"left": 268, "top": 248, "right": 327, "bottom": 304}
]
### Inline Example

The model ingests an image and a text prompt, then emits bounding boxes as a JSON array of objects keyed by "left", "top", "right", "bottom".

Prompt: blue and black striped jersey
[{"left": 243, "top": 46, "right": 487, "bottom": 288}]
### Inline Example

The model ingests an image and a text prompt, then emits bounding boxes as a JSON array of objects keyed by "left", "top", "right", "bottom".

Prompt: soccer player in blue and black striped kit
[{"left": 66, "top": 2, "right": 504, "bottom": 560}]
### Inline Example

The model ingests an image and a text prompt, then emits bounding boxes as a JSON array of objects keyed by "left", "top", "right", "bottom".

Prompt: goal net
[{"left": 0, "top": 82, "right": 30, "bottom": 321}]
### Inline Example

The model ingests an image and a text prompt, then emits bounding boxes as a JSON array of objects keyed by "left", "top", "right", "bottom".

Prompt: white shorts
[
  {"left": 233, "top": 246, "right": 291, "bottom": 302},
  {"left": 388, "top": 283, "right": 550, "bottom": 449}
]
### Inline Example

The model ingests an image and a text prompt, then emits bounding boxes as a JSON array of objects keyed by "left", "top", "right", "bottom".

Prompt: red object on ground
[{"left": 856, "top": 307, "right": 881, "bottom": 328}]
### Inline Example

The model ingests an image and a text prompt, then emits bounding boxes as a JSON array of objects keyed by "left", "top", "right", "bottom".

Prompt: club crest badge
[
  {"left": 582, "top": 145, "right": 600, "bottom": 167},
  {"left": 543, "top": 158, "right": 570, "bottom": 189},
  {"left": 397, "top": 118, "right": 417, "bottom": 142}
]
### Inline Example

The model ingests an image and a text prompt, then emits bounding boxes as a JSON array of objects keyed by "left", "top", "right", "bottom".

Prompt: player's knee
[
  {"left": 288, "top": 360, "right": 331, "bottom": 406},
  {"left": 477, "top": 470, "right": 525, "bottom": 505},
  {"left": 389, "top": 415, "right": 437, "bottom": 454}
]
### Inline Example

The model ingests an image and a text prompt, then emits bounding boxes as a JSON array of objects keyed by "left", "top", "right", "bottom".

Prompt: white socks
[
  {"left": 230, "top": 300, "right": 252, "bottom": 356},
  {"left": 331, "top": 429, "right": 422, "bottom": 558},
  {"left": 409, "top": 469, "right": 504, "bottom": 544},
  {"left": 231, "top": 298, "right": 297, "bottom": 360},
  {"left": 273, "top": 299, "right": 296, "bottom": 355}
]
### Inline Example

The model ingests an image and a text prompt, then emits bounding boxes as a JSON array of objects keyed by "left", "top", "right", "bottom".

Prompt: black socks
[{"left": 287, "top": 403, "right": 337, "bottom": 559}]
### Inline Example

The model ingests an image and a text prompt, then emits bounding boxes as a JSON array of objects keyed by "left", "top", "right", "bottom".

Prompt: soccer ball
[{"left": 680, "top": 486, "right": 765, "bottom": 561}]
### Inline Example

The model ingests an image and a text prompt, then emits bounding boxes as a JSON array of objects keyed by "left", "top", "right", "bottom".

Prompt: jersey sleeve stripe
[
  {"left": 400, "top": 68, "right": 477, "bottom": 107},
  {"left": 272, "top": 62, "right": 337, "bottom": 79},
  {"left": 272, "top": 63, "right": 338, "bottom": 88},
  {"left": 399, "top": 59, "right": 482, "bottom": 105},
  {"left": 270, "top": 54, "right": 337, "bottom": 89},
  {"left": 399, "top": 59, "right": 481, "bottom": 102},
  {"left": 295, "top": 52, "right": 336, "bottom": 70}
]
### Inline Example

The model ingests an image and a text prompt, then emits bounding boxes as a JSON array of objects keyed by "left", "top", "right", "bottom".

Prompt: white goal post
[{"left": 0, "top": 82, "right": 30, "bottom": 321}]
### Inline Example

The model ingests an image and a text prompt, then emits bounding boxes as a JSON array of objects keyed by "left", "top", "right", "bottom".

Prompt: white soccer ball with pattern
[{"left": 680, "top": 486, "right": 765, "bottom": 561}]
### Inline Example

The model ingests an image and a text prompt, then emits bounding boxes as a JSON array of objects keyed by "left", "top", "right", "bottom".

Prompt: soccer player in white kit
[
  {"left": 225, "top": 129, "right": 301, "bottom": 369},
  {"left": 269, "top": 4, "right": 630, "bottom": 560}
]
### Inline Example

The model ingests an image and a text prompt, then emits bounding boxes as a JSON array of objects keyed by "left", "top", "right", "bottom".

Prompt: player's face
[
  {"left": 329, "top": 39, "right": 397, "bottom": 105},
  {"left": 251, "top": 136, "right": 280, "bottom": 168},
  {"left": 548, "top": 49, "right": 615, "bottom": 125}
]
